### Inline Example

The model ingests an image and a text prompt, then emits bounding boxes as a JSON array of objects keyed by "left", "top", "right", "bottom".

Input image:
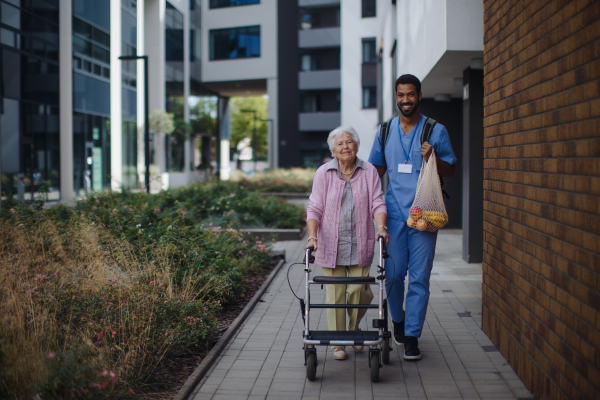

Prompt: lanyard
[{"left": 397, "top": 117, "right": 419, "bottom": 164}]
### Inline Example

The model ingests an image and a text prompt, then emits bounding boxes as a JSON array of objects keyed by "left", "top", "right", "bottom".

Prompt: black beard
[{"left": 399, "top": 100, "right": 419, "bottom": 117}]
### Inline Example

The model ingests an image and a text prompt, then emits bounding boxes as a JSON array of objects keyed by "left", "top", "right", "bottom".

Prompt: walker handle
[
  {"left": 304, "top": 246, "right": 315, "bottom": 265},
  {"left": 378, "top": 236, "right": 389, "bottom": 259}
]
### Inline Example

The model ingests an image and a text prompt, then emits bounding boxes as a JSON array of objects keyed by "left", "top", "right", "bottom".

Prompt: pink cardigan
[{"left": 307, "top": 158, "right": 387, "bottom": 268}]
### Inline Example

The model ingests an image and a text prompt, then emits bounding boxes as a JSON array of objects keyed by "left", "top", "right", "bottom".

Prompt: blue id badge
[{"left": 398, "top": 164, "right": 413, "bottom": 174}]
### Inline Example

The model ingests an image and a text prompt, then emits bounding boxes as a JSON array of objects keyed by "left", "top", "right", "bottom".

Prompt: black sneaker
[
  {"left": 403, "top": 336, "right": 422, "bottom": 360},
  {"left": 392, "top": 319, "right": 405, "bottom": 346}
]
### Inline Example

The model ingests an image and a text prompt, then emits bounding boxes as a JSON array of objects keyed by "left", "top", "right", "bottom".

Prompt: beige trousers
[{"left": 322, "top": 265, "right": 374, "bottom": 331}]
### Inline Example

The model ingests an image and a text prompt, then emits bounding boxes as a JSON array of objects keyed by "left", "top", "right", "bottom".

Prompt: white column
[
  {"left": 267, "top": 78, "right": 278, "bottom": 169},
  {"left": 110, "top": 0, "right": 122, "bottom": 191},
  {"left": 220, "top": 140, "right": 230, "bottom": 180},
  {"left": 183, "top": 4, "right": 191, "bottom": 178},
  {"left": 59, "top": 0, "right": 75, "bottom": 200},
  {"left": 145, "top": 0, "right": 166, "bottom": 178},
  {"left": 136, "top": 0, "right": 146, "bottom": 188}
]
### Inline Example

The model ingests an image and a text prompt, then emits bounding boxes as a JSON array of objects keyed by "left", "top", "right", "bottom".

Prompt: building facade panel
[
  {"left": 201, "top": 0, "right": 277, "bottom": 82},
  {"left": 482, "top": 1, "right": 600, "bottom": 399},
  {"left": 298, "top": 27, "right": 340, "bottom": 48},
  {"left": 299, "top": 111, "right": 340, "bottom": 131},
  {"left": 298, "top": 69, "right": 340, "bottom": 90},
  {"left": 298, "top": 0, "right": 339, "bottom": 7}
]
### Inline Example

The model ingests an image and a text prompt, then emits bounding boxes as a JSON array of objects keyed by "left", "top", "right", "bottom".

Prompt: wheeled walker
[{"left": 300, "top": 236, "right": 391, "bottom": 382}]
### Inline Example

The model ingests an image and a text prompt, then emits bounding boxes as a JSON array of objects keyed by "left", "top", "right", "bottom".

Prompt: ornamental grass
[{"left": 0, "top": 186, "right": 278, "bottom": 398}]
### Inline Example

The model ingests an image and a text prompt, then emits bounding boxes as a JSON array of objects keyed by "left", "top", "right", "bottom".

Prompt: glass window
[
  {"left": 166, "top": 2, "right": 184, "bottom": 61},
  {"left": 92, "top": 44, "right": 110, "bottom": 63},
  {"left": 73, "top": 73, "right": 110, "bottom": 116},
  {"left": 73, "top": 0, "right": 110, "bottom": 32},
  {"left": 82, "top": 59, "right": 91, "bottom": 72},
  {"left": 301, "top": 95, "right": 316, "bottom": 113},
  {"left": 92, "top": 27, "right": 110, "bottom": 48},
  {"left": 362, "top": 38, "right": 377, "bottom": 63},
  {"left": 209, "top": 25, "right": 260, "bottom": 61},
  {"left": 209, "top": 0, "right": 260, "bottom": 9},
  {"left": 121, "top": 10, "right": 136, "bottom": 46},
  {"left": 1, "top": 2, "right": 21, "bottom": 29},
  {"left": 73, "top": 17, "right": 92, "bottom": 39},
  {"left": 362, "top": 0, "right": 376, "bottom": 18},
  {"left": 72, "top": 36, "right": 91, "bottom": 56},
  {"left": 362, "top": 87, "right": 376, "bottom": 109},
  {"left": 1, "top": 99, "right": 21, "bottom": 174},
  {"left": 0, "top": 28, "right": 15, "bottom": 47},
  {"left": 299, "top": 7, "right": 339, "bottom": 30}
]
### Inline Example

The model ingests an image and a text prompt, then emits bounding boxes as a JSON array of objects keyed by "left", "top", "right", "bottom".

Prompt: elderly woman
[{"left": 305, "top": 126, "right": 389, "bottom": 361}]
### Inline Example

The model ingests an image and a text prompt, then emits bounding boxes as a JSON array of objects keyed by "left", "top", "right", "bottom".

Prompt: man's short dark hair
[{"left": 395, "top": 74, "right": 421, "bottom": 93}]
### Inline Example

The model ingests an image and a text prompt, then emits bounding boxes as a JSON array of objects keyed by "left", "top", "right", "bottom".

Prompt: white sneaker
[{"left": 333, "top": 347, "right": 347, "bottom": 360}]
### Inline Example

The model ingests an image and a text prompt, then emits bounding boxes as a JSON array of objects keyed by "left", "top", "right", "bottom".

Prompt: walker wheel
[
  {"left": 370, "top": 352, "right": 380, "bottom": 382},
  {"left": 306, "top": 351, "right": 317, "bottom": 381},
  {"left": 382, "top": 338, "right": 390, "bottom": 365}
]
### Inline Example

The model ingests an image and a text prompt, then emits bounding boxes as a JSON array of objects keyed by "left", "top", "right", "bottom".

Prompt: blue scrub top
[{"left": 368, "top": 114, "right": 457, "bottom": 222}]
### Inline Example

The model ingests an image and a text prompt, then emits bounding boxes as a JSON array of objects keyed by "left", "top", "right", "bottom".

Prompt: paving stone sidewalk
[{"left": 191, "top": 230, "right": 533, "bottom": 400}]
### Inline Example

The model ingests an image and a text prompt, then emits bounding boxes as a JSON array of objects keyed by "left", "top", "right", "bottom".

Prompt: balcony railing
[{"left": 299, "top": 111, "right": 341, "bottom": 131}]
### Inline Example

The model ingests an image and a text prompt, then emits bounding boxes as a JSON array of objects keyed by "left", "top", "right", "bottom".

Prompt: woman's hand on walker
[
  {"left": 376, "top": 228, "right": 389, "bottom": 247},
  {"left": 305, "top": 237, "right": 318, "bottom": 252}
]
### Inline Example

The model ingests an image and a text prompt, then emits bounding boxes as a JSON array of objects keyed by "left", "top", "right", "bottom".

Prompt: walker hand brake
[
  {"left": 378, "top": 237, "right": 389, "bottom": 259},
  {"left": 303, "top": 246, "right": 315, "bottom": 265}
]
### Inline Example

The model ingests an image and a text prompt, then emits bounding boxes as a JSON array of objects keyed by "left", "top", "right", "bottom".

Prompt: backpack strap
[
  {"left": 379, "top": 117, "right": 393, "bottom": 166},
  {"left": 420, "top": 117, "right": 437, "bottom": 145}
]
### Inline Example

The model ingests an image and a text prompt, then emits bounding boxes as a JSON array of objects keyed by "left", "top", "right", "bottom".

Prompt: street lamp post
[
  {"left": 118, "top": 54, "right": 150, "bottom": 193},
  {"left": 240, "top": 109, "right": 257, "bottom": 173},
  {"left": 261, "top": 118, "right": 274, "bottom": 170}
]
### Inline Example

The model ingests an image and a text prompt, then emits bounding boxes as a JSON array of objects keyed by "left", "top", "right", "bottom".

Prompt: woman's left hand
[{"left": 376, "top": 227, "right": 389, "bottom": 247}]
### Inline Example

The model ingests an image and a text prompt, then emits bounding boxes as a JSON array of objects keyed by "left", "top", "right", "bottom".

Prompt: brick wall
[{"left": 482, "top": 1, "right": 600, "bottom": 399}]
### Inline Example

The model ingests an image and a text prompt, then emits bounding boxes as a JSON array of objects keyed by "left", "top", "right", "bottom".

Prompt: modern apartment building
[
  {"left": 0, "top": 0, "right": 206, "bottom": 201},
  {"left": 1, "top": 0, "right": 482, "bottom": 239}
]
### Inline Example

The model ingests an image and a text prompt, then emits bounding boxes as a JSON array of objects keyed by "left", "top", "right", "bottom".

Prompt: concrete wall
[
  {"left": 340, "top": 0, "right": 384, "bottom": 161},
  {"left": 395, "top": 0, "right": 483, "bottom": 81},
  {"left": 201, "top": 0, "right": 277, "bottom": 82},
  {"left": 482, "top": 1, "right": 600, "bottom": 399},
  {"left": 110, "top": 0, "right": 122, "bottom": 191}
]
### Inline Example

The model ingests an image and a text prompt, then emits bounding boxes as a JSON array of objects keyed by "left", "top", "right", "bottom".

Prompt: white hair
[{"left": 327, "top": 126, "right": 360, "bottom": 156}]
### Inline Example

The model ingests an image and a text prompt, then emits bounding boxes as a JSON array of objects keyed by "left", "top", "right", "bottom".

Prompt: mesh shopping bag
[{"left": 406, "top": 149, "right": 449, "bottom": 232}]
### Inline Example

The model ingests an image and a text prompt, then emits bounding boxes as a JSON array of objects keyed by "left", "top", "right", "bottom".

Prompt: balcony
[
  {"left": 298, "top": 0, "right": 339, "bottom": 6},
  {"left": 299, "top": 70, "right": 340, "bottom": 90},
  {"left": 298, "top": 27, "right": 340, "bottom": 48},
  {"left": 299, "top": 112, "right": 341, "bottom": 131}
]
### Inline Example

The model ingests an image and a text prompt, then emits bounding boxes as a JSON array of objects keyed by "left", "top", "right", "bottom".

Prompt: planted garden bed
[{"left": 0, "top": 180, "right": 304, "bottom": 399}]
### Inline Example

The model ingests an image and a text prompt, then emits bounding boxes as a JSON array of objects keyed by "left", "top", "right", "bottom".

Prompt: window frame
[
  {"left": 361, "top": 0, "right": 376, "bottom": 18},
  {"left": 362, "top": 37, "right": 377, "bottom": 64},
  {"left": 209, "top": 25, "right": 261, "bottom": 61},
  {"left": 362, "top": 86, "right": 376, "bottom": 109},
  {"left": 209, "top": 0, "right": 260, "bottom": 10}
]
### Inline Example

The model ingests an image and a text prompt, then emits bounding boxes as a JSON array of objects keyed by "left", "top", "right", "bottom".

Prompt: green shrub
[
  {"left": 35, "top": 344, "right": 115, "bottom": 400},
  {"left": 0, "top": 191, "right": 274, "bottom": 396},
  {"left": 231, "top": 167, "right": 315, "bottom": 193}
]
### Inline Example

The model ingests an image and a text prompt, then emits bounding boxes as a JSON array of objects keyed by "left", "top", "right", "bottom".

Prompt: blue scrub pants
[{"left": 385, "top": 218, "right": 438, "bottom": 338}]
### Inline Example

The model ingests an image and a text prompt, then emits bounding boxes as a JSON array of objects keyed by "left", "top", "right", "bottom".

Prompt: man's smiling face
[{"left": 396, "top": 83, "right": 422, "bottom": 117}]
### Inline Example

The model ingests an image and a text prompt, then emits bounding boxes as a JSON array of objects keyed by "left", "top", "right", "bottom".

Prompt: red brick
[{"left": 483, "top": 0, "right": 600, "bottom": 398}]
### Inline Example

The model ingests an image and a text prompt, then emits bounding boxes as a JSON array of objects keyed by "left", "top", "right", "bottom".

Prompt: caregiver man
[{"left": 368, "top": 74, "right": 457, "bottom": 360}]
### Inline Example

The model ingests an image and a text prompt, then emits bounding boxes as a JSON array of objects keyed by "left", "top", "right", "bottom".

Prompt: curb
[{"left": 174, "top": 258, "right": 286, "bottom": 400}]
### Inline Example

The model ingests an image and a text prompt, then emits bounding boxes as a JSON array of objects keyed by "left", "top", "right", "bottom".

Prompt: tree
[
  {"left": 230, "top": 96, "right": 268, "bottom": 161},
  {"left": 149, "top": 110, "right": 175, "bottom": 136},
  {"left": 190, "top": 96, "right": 218, "bottom": 136}
]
